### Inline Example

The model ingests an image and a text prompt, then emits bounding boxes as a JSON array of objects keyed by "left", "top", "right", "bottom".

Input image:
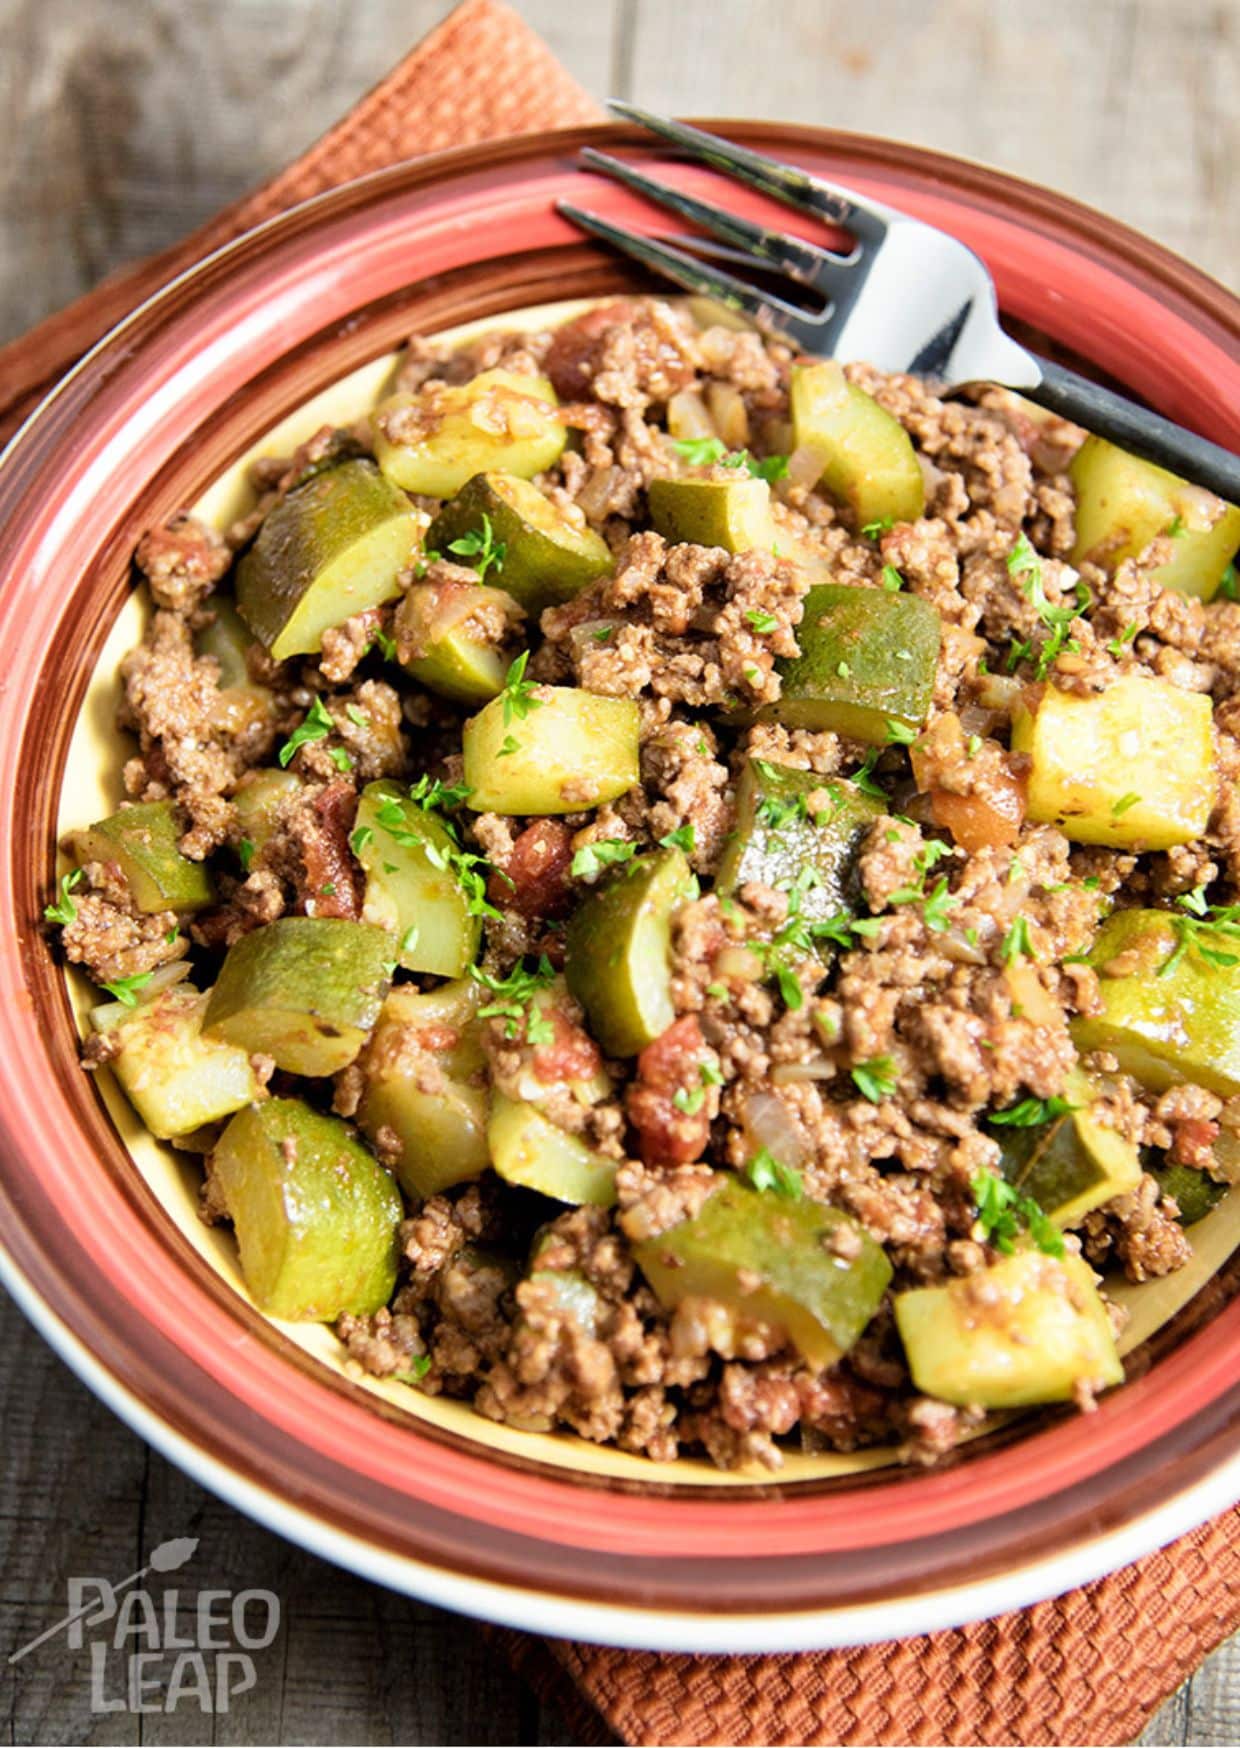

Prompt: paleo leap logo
[{"left": 8, "top": 1536, "right": 279, "bottom": 1714}]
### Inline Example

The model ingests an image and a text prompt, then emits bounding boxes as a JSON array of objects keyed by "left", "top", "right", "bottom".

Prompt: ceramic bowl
[{"left": 0, "top": 122, "right": 1237, "bottom": 1653}]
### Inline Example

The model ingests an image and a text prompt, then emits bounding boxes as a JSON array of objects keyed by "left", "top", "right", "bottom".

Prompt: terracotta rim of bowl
[{"left": 0, "top": 122, "right": 1238, "bottom": 1630}]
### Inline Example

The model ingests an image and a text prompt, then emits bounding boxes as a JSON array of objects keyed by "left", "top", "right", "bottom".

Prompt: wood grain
[{"left": 0, "top": 1, "right": 1235, "bottom": 1743}]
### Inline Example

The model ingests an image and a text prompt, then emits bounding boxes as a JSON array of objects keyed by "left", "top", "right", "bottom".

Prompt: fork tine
[
  {"left": 579, "top": 147, "right": 849, "bottom": 285},
  {"left": 607, "top": 102, "right": 888, "bottom": 243},
  {"left": 554, "top": 202, "right": 819, "bottom": 341}
]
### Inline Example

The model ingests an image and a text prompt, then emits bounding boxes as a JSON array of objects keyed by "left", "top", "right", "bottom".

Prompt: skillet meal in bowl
[{"left": 47, "top": 293, "right": 1240, "bottom": 1473}]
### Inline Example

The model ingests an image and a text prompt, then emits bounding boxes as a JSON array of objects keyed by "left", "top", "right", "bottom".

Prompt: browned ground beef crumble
[{"left": 61, "top": 298, "right": 1239, "bottom": 1471}]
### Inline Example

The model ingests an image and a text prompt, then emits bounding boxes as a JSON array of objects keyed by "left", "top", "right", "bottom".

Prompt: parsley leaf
[
  {"left": 851, "top": 1055, "right": 898, "bottom": 1104},
  {"left": 885, "top": 719, "right": 917, "bottom": 745},
  {"left": 571, "top": 839, "right": 636, "bottom": 880},
  {"left": 100, "top": 971, "right": 154, "bottom": 1008},
  {"left": 349, "top": 825, "right": 373, "bottom": 857},
  {"left": 748, "top": 452, "right": 789, "bottom": 484},
  {"left": 971, "top": 1168, "right": 1065, "bottom": 1257},
  {"left": 1005, "top": 534, "right": 1091, "bottom": 680},
  {"left": 470, "top": 955, "right": 557, "bottom": 1041},
  {"left": 238, "top": 838, "right": 255, "bottom": 874},
  {"left": 659, "top": 823, "right": 696, "bottom": 854},
  {"left": 1111, "top": 791, "right": 1141, "bottom": 816},
  {"left": 988, "top": 1095, "right": 1077, "bottom": 1128},
  {"left": 851, "top": 751, "right": 887, "bottom": 800},
  {"left": 746, "top": 607, "right": 780, "bottom": 634},
  {"left": 44, "top": 868, "right": 84, "bottom": 926},
  {"left": 407, "top": 774, "right": 472, "bottom": 812},
  {"left": 498, "top": 735, "right": 520, "bottom": 758},
  {"left": 1000, "top": 915, "right": 1033, "bottom": 963},
  {"left": 860, "top": 515, "right": 895, "bottom": 540},
  {"left": 446, "top": 512, "right": 507, "bottom": 583},
  {"left": 1219, "top": 561, "right": 1239, "bottom": 602},
  {"left": 671, "top": 436, "right": 727, "bottom": 465},
  {"left": 1157, "top": 887, "right": 1240, "bottom": 978},
  {"left": 1107, "top": 621, "right": 1139, "bottom": 658},
  {"left": 745, "top": 1147, "right": 803, "bottom": 1199},
  {"left": 328, "top": 745, "right": 354, "bottom": 773},
  {"left": 881, "top": 563, "right": 904, "bottom": 593},
  {"left": 278, "top": 694, "right": 334, "bottom": 766},
  {"left": 500, "top": 650, "right": 542, "bottom": 727},
  {"left": 366, "top": 627, "right": 398, "bottom": 662}
]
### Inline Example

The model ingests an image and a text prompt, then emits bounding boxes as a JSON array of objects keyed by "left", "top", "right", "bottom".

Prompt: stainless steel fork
[{"left": 557, "top": 104, "right": 1240, "bottom": 503}]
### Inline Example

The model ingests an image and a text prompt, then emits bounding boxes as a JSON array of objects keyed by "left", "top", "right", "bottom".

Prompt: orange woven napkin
[{"left": 3, "top": 4, "right": 1235, "bottom": 1741}]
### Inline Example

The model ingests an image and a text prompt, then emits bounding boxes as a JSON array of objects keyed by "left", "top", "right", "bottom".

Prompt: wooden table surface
[{"left": 1, "top": 1, "right": 1236, "bottom": 1742}]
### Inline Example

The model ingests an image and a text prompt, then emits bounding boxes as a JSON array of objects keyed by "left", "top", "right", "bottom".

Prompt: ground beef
[{"left": 56, "top": 293, "right": 1232, "bottom": 1476}]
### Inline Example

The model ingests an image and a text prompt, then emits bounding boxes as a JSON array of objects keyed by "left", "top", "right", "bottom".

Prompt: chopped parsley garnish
[
  {"left": 887, "top": 841, "right": 957, "bottom": 933},
  {"left": 349, "top": 825, "right": 373, "bottom": 857},
  {"left": 278, "top": 694, "right": 334, "bottom": 766},
  {"left": 498, "top": 735, "right": 520, "bottom": 758},
  {"left": 966, "top": 733, "right": 982, "bottom": 757},
  {"left": 971, "top": 1168, "right": 1065, "bottom": 1257},
  {"left": 238, "top": 838, "right": 255, "bottom": 874},
  {"left": 1157, "top": 885, "right": 1240, "bottom": 978},
  {"left": 860, "top": 515, "right": 895, "bottom": 540},
  {"left": 1107, "top": 621, "right": 1139, "bottom": 657},
  {"left": 659, "top": 823, "right": 696, "bottom": 854},
  {"left": 671, "top": 436, "right": 727, "bottom": 465},
  {"left": 345, "top": 704, "right": 369, "bottom": 729},
  {"left": 1168, "top": 513, "right": 1187, "bottom": 539},
  {"left": 850, "top": 750, "right": 887, "bottom": 800},
  {"left": 885, "top": 719, "right": 917, "bottom": 745},
  {"left": 320, "top": 881, "right": 336, "bottom": 897},
  {"left": 988, "top": 1095, "right": 1077, "bottom": 1128},
  {"left": 328, "top": 746, "right": 355, "bottom": 773},
  {"left": 747, "top": 452, "right": 789, "bottom": 484},
  {"left": 500, "top": 650, "right": 542, "bottom": 728},
  {"left": 446, "top": 512, "right": 507, "bottom": 583},
  {"left": 1000, "top": 916, "right": 1033, "bottom": 963},
  {"left": 570, "top": 838, "right": 636, "bottom": 880},
  {"left": 851, "top": 1055, "right": 898, "bottom": 1104},
  {"left": 592, "top": 626, "right": 614, "bottom": 644},
  {"left": 375, "top": 788, "right": 499, "bottom": 919},
  {"left": 881, "top": 563, "right": 904, "bottom": 593},
  {"left": 408, "top": 774, "right": 471, "bottom": 812},
  {"left": 366, "top": 627, "right": 398, "bottom": 662},
  {"left": 470, "top": 955, "right": 557, "bottom": 1044},
  {"left": 1006, "top": 533, "right": 1091, "bottom": 680},
  {"left": 44, "top": 868, "right": 83, "bottom": 926},
  {"left": 1220, "top": 561, "right": 1239, "bottom": 602},
  {"left": 746, "top": 607, "right": 780, "bottom": 634},
  {"left": 673, "top": 1084, "right": 705, "bottom": 1115},
  {"left": 100, "top": 971, "right": 154, "bottom": 1008},
  {"left": 404, "top": 1354, "right": 433, "bottom": 1382},
  {"left": 745, "top": 1147, "right": 803, "bottom": 1199},
  {"left": 1111, "top": 791, "right": 1141, "bottom": 816}
]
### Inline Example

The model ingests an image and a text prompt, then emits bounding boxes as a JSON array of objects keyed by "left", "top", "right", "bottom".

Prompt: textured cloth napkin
[{"left": 3, "top": 2, "right": 1235, "bottom": 1740}]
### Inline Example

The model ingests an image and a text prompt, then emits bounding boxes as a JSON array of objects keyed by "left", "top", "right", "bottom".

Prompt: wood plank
[
  {"left": 0, "top": 0, "right": 618, "bottom": 345},
  {"left": 624, "top": 0, "right": 1238, "bottom": 291}
]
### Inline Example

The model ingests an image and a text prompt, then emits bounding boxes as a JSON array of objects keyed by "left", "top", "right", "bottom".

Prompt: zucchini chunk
[
  {"left": 355, "top": 980, "right": 489, "bottom": 1201},
  {"left": 72, "top": 801, "right": 214, "bottom": 915},
  {"left": 647, "top": 475, "right": 777, "bottom": 554},
  {"left": 90, "top": 981, "right": 261, "bottom": 1140},
  {"left": 716, "top": 760, "right": 884, "bottom": 923},
  {"left": 232, "top": 768, "right": 303, "bottom": 855},
  {"left": 1070, "top": 433, "right": 1240, "bottom": 601},
  {"left": 632, "top": 1176, "right": 891, "bottom": 1370},
  {"left": 1012, "top": 675, "right": 1214, "bottom": 850},
  {"left": 353, "top": 780, "right": 482, "bottom": 978},
  {"left": 394, "top": 577, "right": 520, "bottom": 704},
  {"left": 789, "top": 360, "right": 925, "bottom": 529},
  {"left": 194, "top": 600, "right": 277, "bottom": 736},
  {"left": 488, "top": 1094, "right": 618, "bottom": 1206},
  {"left": 771, "top": 583, "right": 940, "bottom": 742},
  {"left": 212, "top": 1099, "right": 402, "bottom": 1320},
  {"left": 236, "top": 459, "right": 420, "bottom": 660},
  {"left": 204, "top": 917, "right": 392, "bottom": 1076},
  {"left": 565, "top": 847, "right": 696, "bottom": 1058},
  {"left": 427, "top": 472, "right": 612, "bottom": 611},
  {"left": 1071, "top": 909, "right": 1240, "bottom": 1097},
  {"left": 463, "top": 685, "right": 640, "bottom": 814},
  {"left": 372, "top": 369, "right": 565, "bottom": 498},
  {"left": 894, "top": 1250, "right": 1123, "bottom": 1409},
  {"left": 999, "top": 1070, "right": 1142, "bottom": 1227},
  {"left": 1148, "top": 1162, "right": 1227, "bottom": 1226}
]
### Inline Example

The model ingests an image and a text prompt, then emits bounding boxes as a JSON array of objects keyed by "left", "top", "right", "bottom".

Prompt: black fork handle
[{"left": 1024, "top": 355, "right": 1240, "bottom": 502}]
